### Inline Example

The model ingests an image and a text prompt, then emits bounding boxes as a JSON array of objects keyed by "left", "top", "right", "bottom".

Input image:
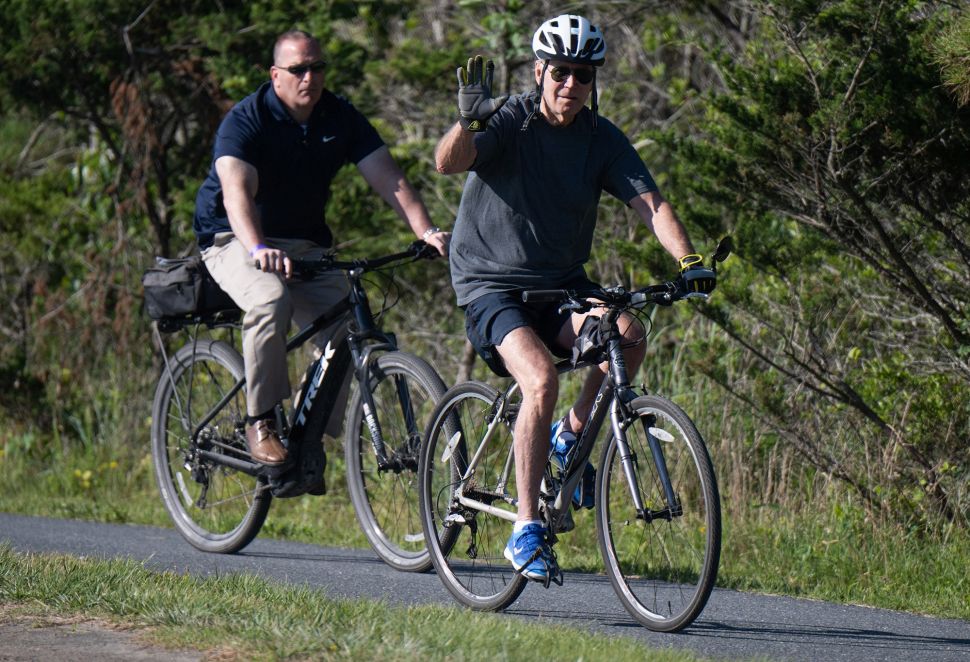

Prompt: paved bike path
[{"left": 1, "top": 513, "right": 967, "bottom": 661}]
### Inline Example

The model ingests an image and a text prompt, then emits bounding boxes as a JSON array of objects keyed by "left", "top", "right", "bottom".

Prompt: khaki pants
[{"left": 202, "top": 233, "right": 350, "bottom": 419}]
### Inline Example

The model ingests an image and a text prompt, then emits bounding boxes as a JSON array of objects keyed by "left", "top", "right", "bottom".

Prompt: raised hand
[{"left": 456, "top": 55, "right": 508, "bottom": 132}]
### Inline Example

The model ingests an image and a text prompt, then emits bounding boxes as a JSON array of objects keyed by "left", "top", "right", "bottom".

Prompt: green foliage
[
  {"left": 663, "top": 0, "right": 970, "bottom": 526},
  {"left": 0, "top": 1, "right": 966, "bottom": 614},
  {"left": 933, "top": 7, "right": 970, "bottom": 106}
]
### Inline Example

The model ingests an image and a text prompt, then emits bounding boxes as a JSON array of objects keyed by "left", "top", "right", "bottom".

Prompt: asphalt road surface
[{"left": 1, "top": 513, "right": 968, "bottom": 661}]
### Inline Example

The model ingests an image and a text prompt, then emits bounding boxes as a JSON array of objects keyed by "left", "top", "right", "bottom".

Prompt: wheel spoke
[
  {"left": 420, "top": 382, "right": 527, "bottom": 610},
  {"left": 346, "top": 352, "right": 446, "bottom": 572},
  {"left": 597, "top": 395, "right": 720, "bottom": 632},
  {"left": 151, "top": 340, "right": 270, "bottom": 554}
]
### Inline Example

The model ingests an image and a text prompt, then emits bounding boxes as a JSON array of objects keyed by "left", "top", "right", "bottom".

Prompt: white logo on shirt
[{"left": 321, "top": 136, "right": 336, "bottom": 143}]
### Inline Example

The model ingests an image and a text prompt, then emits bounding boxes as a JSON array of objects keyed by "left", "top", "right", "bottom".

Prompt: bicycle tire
[
  {"left": 595, "top": 394, "right": 720, "bottom": 632},
  {"left": 419, "top": 381, "right": 528, "bottom": 610},
  {"left": 150, "top": 339, "right": 271, "bottom": 553},
  {"left": 345, "top": 351, "right": 447, "bottom": 572}
]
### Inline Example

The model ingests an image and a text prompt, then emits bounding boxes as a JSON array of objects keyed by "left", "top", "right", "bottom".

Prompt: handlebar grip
[
  {"left": 413, "top": 240, "right": 439, "bottom": 260},
  {"left": 521, "top": 289, "right": 569, "bottom": 303},
  {"left": 290, "top": 259, "right": 325, "bottom": 272}
]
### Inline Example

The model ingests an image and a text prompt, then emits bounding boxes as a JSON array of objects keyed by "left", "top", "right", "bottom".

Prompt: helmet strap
[
  {"left": 521, "top": 60, "right": 549, "bottom": 131},
  {"left": 591, "top": 69, "right": 599, "bottom": 132}
]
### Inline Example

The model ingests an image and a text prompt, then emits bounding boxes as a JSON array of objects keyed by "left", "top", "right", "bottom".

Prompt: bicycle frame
[
  {"left": 449, "top": 304, "right": 681, "bottom": 535},
  {"left": 424, "top": 237, "right": 729, "bottom": 624},
  {"left": 159, "top": 254, "right": 423, "bottom": 479}
]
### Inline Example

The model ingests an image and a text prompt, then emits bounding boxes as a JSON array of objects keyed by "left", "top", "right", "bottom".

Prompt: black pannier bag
[{"left": 142, "top": 256, "right": 237, "bottom": 320}]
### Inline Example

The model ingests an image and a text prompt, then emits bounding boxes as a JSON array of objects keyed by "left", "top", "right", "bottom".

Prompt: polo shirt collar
[{"left": 262, "top": 82, "right": 328, "bottom": 124}]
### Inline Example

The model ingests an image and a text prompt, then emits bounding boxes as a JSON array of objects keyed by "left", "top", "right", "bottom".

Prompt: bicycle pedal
[
  {"left": 571, "top": 463, "right": 596, "bottom": 510},
  {"left": 536, "top": 565, "right": 564, "bottom": 589},
  {"left": 259, "top": 459, "right": 294, "bottom": 480},
  {"left": 555, "top": 507, "right": 575, "bottom": 533}
]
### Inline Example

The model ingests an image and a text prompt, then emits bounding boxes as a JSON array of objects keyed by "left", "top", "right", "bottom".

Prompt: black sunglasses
[
  {"left": 549, "top": 65, "right": 594, "bottom": 85},
  {"left": 279, "top": 60, "right": 327, "bottom": 77}
]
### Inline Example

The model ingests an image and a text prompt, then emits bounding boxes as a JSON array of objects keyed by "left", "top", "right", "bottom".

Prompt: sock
[
  {"left": 513, "top": 519, "right": 543, "bottom": 533},
  {"left": 247, "top": 409, "right": 275, "bottom": 425}
]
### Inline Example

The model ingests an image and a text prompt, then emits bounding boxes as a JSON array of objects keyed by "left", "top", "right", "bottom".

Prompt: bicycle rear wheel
[
  {"left": 419, "top": 381, "right": 527, "bottom": 610},
  {"left": 151, "top": 339, "right": 271, "bottom": 553},
  {"left": 345, "top": 351, "right": 446, "bottom": 572},
  {"left": 596, "top": 395, "right": 720, "bottom": 632}
]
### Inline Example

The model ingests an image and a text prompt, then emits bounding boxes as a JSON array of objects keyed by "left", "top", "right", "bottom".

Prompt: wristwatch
[{"left": 422, "top": 226, "right": 441, "bottom": 241}]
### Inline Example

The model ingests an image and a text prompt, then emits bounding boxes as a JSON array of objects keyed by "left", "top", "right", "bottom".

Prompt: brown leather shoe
[{"left": 245, "top": 419, "right": 288, "bottom": 466}]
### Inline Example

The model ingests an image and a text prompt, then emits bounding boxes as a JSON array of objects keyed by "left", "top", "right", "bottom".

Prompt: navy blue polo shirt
[{"left": 194, "top": 82, "right": 385, "bottom": 249}]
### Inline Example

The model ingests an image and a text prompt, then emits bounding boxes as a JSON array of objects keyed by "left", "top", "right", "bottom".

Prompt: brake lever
[{"left": 558, "top": 300, "right": 588, "bottom": 315}]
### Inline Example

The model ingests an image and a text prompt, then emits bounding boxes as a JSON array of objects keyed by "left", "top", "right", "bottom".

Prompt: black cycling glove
[
  {"left": 679, "top": 254, "right": 717, "bottom": 294},
  {"left": 456, "top": 55, "right": 508, "bottom": 132}
]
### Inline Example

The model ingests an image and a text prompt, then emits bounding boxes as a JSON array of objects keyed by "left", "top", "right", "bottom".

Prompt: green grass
[
  {"left": 1, "top": 438, "right": 968, "bottom": 622},
  {"left": 721, "top": 507, "right": 970, "bottom": 619},
  {"left": 0, "top": 545, "right": 708, "bottom": 661},
  {"left": 551, "top": 505, "right": 970, "bottom": 621}
]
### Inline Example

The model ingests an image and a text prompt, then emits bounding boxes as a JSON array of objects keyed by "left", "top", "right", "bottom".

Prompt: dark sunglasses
[
  {"left": 549, "top": 65, "right": 594, "bottom": 85},
  {"left": 279, "top": 60, "right": 327, "bottom": 77}
]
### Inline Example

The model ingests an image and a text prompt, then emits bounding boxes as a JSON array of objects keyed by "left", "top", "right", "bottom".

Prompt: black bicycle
[
  {"left": 419, "top": 238, "right": 731, "bottom": 631},
  {"left": 150, "top": 241, "right": 446, "bottom": 571}
]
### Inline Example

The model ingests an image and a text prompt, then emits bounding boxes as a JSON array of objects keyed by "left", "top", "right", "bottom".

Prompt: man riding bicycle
[
  {"left": 194, "top": 30, "right": 449, "bottom": 471},
  {"left": 434, "top": 14, "right": 715, "bottom": 584}
]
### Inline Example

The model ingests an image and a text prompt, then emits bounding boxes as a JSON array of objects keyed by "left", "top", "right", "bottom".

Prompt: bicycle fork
[
  {"left": 361, "top": 370, "right": 421, "bottom": 473},
  {"left": 612, "top": 404, "right": 681, "bottom": 522},
  {"left": 353, "top": 341, "right": 420, "bottom": 474}
]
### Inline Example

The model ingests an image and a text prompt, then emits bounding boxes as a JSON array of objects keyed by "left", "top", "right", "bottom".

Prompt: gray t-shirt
[{"left": 450, "top": 91, "right": 659, "bottom": 306}]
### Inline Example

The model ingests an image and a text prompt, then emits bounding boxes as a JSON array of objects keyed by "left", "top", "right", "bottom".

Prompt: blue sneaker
[
  {"left": 550, "top": 418, "right": 596, "bottom": 509},
  {"left": 504, "top": 523, "right": 559, "bottom": 584},
  {"left": 549, "top": 417, "right": 576, "bottom": 471}
]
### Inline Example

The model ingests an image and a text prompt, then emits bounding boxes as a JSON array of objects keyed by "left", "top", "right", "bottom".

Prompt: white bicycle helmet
[
  {"left": 523, "top": 14, "right": 606, "bottom": 132},
  {"left": 532, "top": 14, "right": 606, "bottom": 66}
]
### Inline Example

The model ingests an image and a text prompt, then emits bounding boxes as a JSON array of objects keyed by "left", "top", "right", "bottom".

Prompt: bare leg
[{"left": 495, "top": 327, "right": 559, "bottom": 522}]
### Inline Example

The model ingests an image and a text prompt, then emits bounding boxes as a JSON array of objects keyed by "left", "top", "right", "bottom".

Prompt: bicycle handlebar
[
  {"left": 522, "top": 280, "right": 689, "bottom": 310},
  {"left": 256, "top": 240, "right": 438, "bottom": 276},
  {"left": 521, "top": 236, "right": 733, "bottom": 311}
]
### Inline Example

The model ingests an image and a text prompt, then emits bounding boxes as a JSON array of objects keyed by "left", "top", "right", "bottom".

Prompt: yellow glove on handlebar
[{"left": 678, "top": 254, "right": 716, "bottom": 294}]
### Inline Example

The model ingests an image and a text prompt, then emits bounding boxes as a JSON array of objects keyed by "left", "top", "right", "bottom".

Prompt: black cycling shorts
[{"left": 462, "top": 278, "right": 596, "bottom": 377}]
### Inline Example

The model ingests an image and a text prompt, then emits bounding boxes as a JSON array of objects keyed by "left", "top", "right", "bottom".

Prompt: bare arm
[
  {"left": 357, "top": 146, "right": 449, "bottom": 255},
  {"left": 628, "top": 191, "right": 696, "bottom": 262},
  {"left": 434, "top": 122, "right": 478, "bottom": 174},
  {"left": 215, "top": 155, "right": 291, "bottom": 276}
]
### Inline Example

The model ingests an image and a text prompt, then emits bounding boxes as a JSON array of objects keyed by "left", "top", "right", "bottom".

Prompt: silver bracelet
[{"left": 422, "top": 226, "right": 441, "bottom": 241}]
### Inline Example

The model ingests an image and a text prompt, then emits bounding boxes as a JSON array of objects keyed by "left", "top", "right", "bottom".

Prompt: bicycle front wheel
[
  {"left": 419, "top": 381, "right": 527, "bottom": 610},
  {"left": 345, "top": 351, "right": 446, "bottom": 572},
  {"left": 596, "top": 395, "right": 720, "bottom": 632},
  {"left": 150, "top": 339, "right": 271, "bottom": 553}
]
